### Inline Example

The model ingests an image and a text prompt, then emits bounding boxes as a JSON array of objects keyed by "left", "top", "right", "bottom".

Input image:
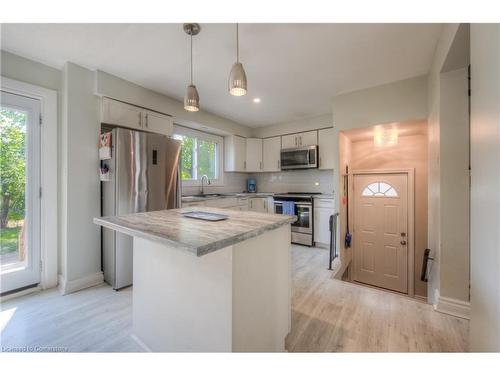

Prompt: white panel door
[
  {"left": 1, "top": 91, "right": 42, "bottom": 293},
  {"left": 263, "top": 137, "right": 281, "bottom": 171},
  {"left": 101, "top": 97, "right": 142, "bottom": 130},
  {"left": 245, "top": 138, "right": 263, "bottom": 172},
  {"left": 297, "top": 131, "right": 318, "bottom": 147},
  {"left": 318, "top": 128, "right": 334, "bottom": 170},
  {"left": 353, "top": 174, "right": 408, "bottom": 293},
  {"left": 143, "top": 111, "right": 173, "bottom": 136}
]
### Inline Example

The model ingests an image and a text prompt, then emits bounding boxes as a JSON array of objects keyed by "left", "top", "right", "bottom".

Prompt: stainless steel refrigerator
[{"left": 101, "top": 128, "right": 182, "bottom": 290}]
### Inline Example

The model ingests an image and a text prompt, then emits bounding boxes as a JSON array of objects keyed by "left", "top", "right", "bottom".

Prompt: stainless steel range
[{"left": 273, "top": 192, "right": 321, "bottom": 246}]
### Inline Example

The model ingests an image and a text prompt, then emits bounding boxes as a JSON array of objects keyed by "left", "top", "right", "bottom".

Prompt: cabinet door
[
  {"left": 249, "top": 198, "right": 266, "bottom": 212},
  {"left": 318, "top": 128, "right": 334, "bottom": 170},
  {"left": 143, "top": 111, "right": 173, "bottom": 136},
  {"left": 101, "top": 97, "right": 142, "bottom": 130},
  {"left": 298, "top": 130, "right": 318, "bottom": 147},
  {"left": 263, "top": 137, "right": 281, "bottom": 171},
  {"left": 314, "top": 207, "right": 333, "bottom": 245},
  {"left": 224, "top": 135, "right": 247, "bottom": 172},
  {"left": 281, "top": 134, "right": 298, "bottom": 149},
  {"left": 246, "top": 138, "right": 263, "bottom": 172}
]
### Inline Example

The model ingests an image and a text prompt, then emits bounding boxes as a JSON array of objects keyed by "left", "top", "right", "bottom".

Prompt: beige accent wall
[
  {"left": 332, "top": 75, "right": 428, "bottom": 278},
  {"left": 338, "top": 132, "right": 353, "bottom": 271},
  {"left": 349, "top": 132, "right": 428, "bottom": 297}
]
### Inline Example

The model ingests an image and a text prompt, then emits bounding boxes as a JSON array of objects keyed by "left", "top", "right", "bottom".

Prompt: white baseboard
[
  {"left": 433, "top": 290, "right": 471, "bottom": 320},
  {"left": 58, "top": 272, "right": 104, "bottom": 295}
]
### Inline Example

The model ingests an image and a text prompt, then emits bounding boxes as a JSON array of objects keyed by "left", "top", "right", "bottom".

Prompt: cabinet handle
[
  {"left": 278, "top": 159, "right": 280, "bottom": 169},
  {"left": 260, "top": 161, "right": 262, "bottom": 170},
  {"left": 319, "top": 157, "right": 322, "bottom": 168},
  {"left": 145, "top": 114, "right": 148, "bottom": 128},
  {"left": 264, "top": 200, "right": 267, "bottom": 209},
  {"left": 244, "top": 161, "right": 246, "bottom": 170},
  {"left": 139, "top": 113, "right": 142, "bottom": 127},
  {"left": 295, "top": 137, "right": 297, "bottom": 146},
  {"left": 300, "top": 136, "right": 302, "bottom": 146}
]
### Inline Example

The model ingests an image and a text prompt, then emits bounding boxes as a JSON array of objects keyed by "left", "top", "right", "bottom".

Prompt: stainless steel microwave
[{"left": 280, "top": 145, "right": 318, "bottom": 170}]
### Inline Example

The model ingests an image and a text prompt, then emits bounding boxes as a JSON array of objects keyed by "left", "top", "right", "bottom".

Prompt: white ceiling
[{"left": 1, "top": 23, "right": 443, "bottom": 127}]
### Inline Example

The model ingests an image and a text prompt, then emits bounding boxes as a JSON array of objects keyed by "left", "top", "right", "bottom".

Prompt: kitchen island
[{"left": 94, "top": 207, "right": 296, "bottom": 352}]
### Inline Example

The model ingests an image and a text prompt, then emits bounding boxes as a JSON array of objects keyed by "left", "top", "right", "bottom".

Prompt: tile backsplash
[
  {"left": 253, "top": 169, "right": 334, "bottom": 194},
  {"left": 181, "top": 170, "right": 334, "bottom": 196}
]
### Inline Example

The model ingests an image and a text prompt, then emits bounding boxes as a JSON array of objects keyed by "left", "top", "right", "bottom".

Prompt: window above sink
[{"left": 172, "top": 125, "right": 224, "bottom": 187}]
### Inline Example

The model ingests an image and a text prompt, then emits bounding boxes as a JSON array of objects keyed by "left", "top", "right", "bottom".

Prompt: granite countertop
[
  {"left": 182, "top": 192, "right": 274, "bottom": 203},
  {"left": 94, "top": 207, "right": 296, "bottom": 257}
]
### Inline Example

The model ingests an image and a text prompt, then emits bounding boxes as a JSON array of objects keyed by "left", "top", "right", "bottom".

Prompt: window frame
[{"left": 173, "top": 125, "right": 224, "bottom": 187}]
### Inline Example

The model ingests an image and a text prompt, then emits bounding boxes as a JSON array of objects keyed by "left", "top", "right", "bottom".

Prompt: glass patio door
[{"left": 0, "top": 90, "right": 41, "bottom": 294}]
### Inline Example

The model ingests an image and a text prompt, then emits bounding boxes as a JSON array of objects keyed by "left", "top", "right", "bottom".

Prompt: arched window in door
[{"left": 361, "top": 182, "right": 398, "bottom": 197}]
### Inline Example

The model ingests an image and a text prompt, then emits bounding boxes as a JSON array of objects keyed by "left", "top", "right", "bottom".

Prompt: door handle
[{"left": 400, "top": 240, "right": 407, "bottom": 245}]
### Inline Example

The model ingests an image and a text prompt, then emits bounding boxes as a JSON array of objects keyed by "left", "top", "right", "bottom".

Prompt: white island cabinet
[{"left": 94, "top": 207, "right": 295, "bottom": 352}]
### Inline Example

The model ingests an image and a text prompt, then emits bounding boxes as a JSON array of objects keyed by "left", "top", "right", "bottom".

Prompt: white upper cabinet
[
  {"left": 142, "top": 110, "right": 173, "bottom": 136},
  {"left": 318, "top": 127, "right": 334, "bottom": 170},
  {"left": 101, "top": 97, "right": 142, "bottom": 130},
  {"left": 101, "top": 97, "right": 173, "bottom": 136},
  {"left": 262, "top": 137, "right": 281, "bottom": 172},
  {"left": 281, "top": 134, "right": 299, "bottom": 149},
  {"left": 281, "top": 130, "right": 318, "bottom": 149},
  {"left": 224, "top": 135, "right": 247, "bottom": 172},
  {"left": 245, "top": 138, "right": 263, "bottom": 172},
  {"left": 298, "top": 130, "right": 318, "bottom": 147}
]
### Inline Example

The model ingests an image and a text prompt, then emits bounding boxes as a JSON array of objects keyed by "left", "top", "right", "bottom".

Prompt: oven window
[
  {"left": 281, "top": 149, "right": 310, "bottom": 167},
  {"left": 292, "top": 205, "right": 311, "bottom": 229},
  {"left": 274, "top": 203, "right": 283, "bottom": 214}
]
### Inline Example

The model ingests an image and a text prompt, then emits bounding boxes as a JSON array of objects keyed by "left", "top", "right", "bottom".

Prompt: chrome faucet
[{"left": 200, "top": 174, "right": 211, "bottom": 195}]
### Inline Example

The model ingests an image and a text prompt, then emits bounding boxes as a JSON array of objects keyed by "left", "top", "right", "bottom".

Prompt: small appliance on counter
[{"left": 247, "top": 178, "right": 257, "bottom": 193}]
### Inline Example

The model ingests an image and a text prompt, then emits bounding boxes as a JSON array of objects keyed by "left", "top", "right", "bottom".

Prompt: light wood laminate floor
[{"left": 0, "top": 246, "right": 468, "bottom": 352}]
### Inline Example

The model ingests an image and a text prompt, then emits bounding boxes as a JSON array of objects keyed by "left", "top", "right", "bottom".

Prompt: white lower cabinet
[
  {"left": 314, "top": 198, "right": 335, "bottom": 247},
  {"left": 249, "top": 197, "right": 273, "bottom": 213}
]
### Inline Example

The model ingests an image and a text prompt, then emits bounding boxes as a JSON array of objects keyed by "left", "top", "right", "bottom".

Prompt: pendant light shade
[
  {"left": 183, "top": 23, "right": 200, "bottom": 112},
  {"left": 184, "top": 84, "right": 200, "bottom": 112},
  {"left": 229, "top": 24, "right": 247, "bottom": 96}
]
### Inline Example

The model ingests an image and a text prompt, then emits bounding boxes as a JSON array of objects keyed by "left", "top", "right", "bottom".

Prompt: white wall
[
  {"left": 426, "top": 25, "right": 460, "bottom": 304},
  {"left": 439, "top": 68, "right": 470, "bottom": 303},
  {"left": 469, "top": 23, "right": 500, "bottom": 352},
  {"left": 426, "top": 24, "right": 471, "bottom": 313},
  {"left": 1, "top": 50, "right": 60, "bottom": 91},
  {"left": 59, "top": 62, "right": 102, "bottom": 291}
]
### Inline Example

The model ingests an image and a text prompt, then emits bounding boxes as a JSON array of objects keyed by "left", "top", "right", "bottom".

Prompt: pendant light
[
  {"left": 228, "top": 23, "right": 247, "bottom": 96},
  {"left": 183, "top": 23, "right": 200, "bottom": 112}
]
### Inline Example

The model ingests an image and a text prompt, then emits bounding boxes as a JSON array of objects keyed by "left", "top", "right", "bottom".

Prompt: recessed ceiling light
[{"left": 253, "top": 98, "right": 261, "bottom": 103}]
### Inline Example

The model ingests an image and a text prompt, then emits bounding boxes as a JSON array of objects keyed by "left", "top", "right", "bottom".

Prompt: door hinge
[
  {"left": 39, "top": 186, "right": 42, "bottom": 198},
  {"left": 39, "top": 114, "right": 43, "bottom": 126},
  {"left": 39, "top": 260, "right": 43, "bottom": 273}
]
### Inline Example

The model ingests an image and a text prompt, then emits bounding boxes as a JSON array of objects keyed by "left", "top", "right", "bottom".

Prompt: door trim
[
  {"left": 1, "top": 76, "right": 58, "bottom": 290},
  {"left": 351, "top": 168, "right": 415, "bottom": 298}
]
